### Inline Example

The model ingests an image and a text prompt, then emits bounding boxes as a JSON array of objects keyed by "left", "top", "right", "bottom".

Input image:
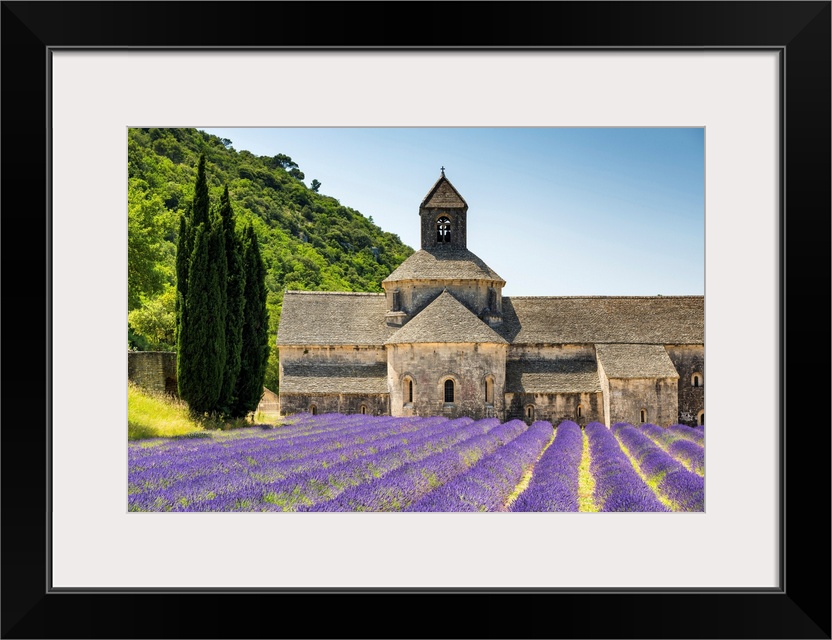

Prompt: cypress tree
[
  {"left": 218, "top": 185, "right": 246, "bottom": 415},
  {"left": 175, "top": 154, "right": 206, "bottom": 348},
  {"left": 174, "top": 213, "right": 189, "bottom": 345},
  {"left": 192, "top": 154, "right": 210, "bottom": 228},
  {"left": 232, "top": 224, "right": 270, "bottom": 417},
  {"left": 176, "top": 154, "right": 230, "bottom": 416},
  {"left": 177, "top": 217, "right": 228, "bottom": 416}
]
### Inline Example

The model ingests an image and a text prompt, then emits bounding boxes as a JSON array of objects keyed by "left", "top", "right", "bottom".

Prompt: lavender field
[{"left": 128, "top": 414, "right": 704, "bottom": 512}]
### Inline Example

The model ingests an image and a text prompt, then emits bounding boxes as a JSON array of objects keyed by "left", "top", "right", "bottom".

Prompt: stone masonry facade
[{"left": 277, "top": 172, "right": 705, "bottom": 427}]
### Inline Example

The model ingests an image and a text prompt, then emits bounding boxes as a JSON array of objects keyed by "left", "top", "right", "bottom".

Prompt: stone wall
[
  {"left": 385, "top": 279, "right": 502, "bottom": 321},
  {"left": 128, "top": 351, "right": 178, "bottom": 396},
  {"left": 387, "top": 342, "right": 507, "bottom": 420},
  {"left": 507, "top": 344, "right": 596, "bottom": 360},
  {"left": 605, "top": 378, "right": 679, "bottom": 427},
  {"left": 504, "top": 391, "right": 603, "bottom": 426},
  {"left": 258, "top": 387, "right": 280, "bottom": 415},
  {"left": 597, "top": 357, "right": 612, "bottom": 426},
  {"left": 279, "top": 393, "right": 389, "bottom": 416},
  {"left": 420, "top": 208, "right": 467, "bottom": 250},
  {"left": 665, "top": 345, "right": 705, "bottom": 425},
  {"left": 279, "top": 345, "right": 387, "bottom": 367}
]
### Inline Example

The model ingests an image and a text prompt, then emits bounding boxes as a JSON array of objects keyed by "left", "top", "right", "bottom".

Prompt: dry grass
[{"left": 127, "top": 383, "right": 204, "bottom": 440}]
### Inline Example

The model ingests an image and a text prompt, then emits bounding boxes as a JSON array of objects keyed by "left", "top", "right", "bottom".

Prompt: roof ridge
[
  {"left": 506, "top": 295, "right": 704, "bottom": 300},
  {"left": 284, "top": 290, "right": 384, "bottom": 297}
]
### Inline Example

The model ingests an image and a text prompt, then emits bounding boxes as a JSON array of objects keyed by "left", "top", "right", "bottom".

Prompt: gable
[
  {"left": 385, "top": 290, "right": 507, "bottom": 345},
  {"left": 421, "top": 175, "right": 467, "bottom": 209}
]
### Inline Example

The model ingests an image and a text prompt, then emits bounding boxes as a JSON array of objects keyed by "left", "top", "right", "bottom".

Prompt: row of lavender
[{"left": 128, "top": 414, "right": 704, "bottom": 512}]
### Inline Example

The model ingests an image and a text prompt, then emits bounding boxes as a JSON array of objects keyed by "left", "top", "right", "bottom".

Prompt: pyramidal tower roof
[
  {"left": 382, "top": 247, "right": 505, "bottom": 284},
  {"left": 385, "top": 289, "right": 507, "bottom": 345},
  {"left": 420, "top": 170, "right": 468, "bottom": 209}
]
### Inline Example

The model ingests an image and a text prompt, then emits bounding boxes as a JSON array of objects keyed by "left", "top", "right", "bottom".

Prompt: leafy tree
[
  {"left": 128, "top": 183, "right": 170, "bottom": 310},
  {"left": 128, "top": 286, "right": 177, "bottom": 350},
  {"left": 232, "top": 224, "right": 270, "bottom": 417},
  {"left": 289, "top": 168, "right": 305, "bottom": 181},
  {"left": 218, "top": 185, "right": 246, "bottom": 414},
  {"left": 310, "top": 179, "right": 321, "bottom": 193},
  {"left": 127, "top": 127, "right": 415, "bottom": 388},
  {"left": 271, "top": 153, "right": 297, "bottom": 170}
]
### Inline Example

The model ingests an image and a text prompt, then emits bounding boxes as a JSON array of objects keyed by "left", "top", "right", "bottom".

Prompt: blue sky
[{"left": 200, "top": 127, "right": 704, "bottom": 296}]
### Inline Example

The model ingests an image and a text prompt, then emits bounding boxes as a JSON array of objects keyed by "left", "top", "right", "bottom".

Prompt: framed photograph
[{"left": 3, "top": 2, "right": 829, "bottom": 638}]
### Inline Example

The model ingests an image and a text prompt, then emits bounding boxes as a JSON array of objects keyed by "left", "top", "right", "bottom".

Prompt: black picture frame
[{"left": 2, "top": 2, "right": 829, "bottom": 638}]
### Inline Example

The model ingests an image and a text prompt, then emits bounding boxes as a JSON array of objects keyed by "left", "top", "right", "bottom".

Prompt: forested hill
[{"left": 128, "top": 128, "right": 414, "bottom": 390}]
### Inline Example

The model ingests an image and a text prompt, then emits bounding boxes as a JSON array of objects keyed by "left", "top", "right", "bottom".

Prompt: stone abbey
[{"left": 276, "top": 172, "right": 704, "bottom": 426}]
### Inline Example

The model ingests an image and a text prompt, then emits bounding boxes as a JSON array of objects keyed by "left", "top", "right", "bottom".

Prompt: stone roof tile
[
  {"left": 382, "top": 247, "right": 505, "bottom": 283},
  {"left": 595, "top": 344, "right": 680, "bottom": 379},
  {"left": 505, "top": 359, "right": 602, "bottom": 393},
  {"left": 498, "top": 296, "right": 704, "bottom": 345},
  {"left": 385, "top": 290, "right": 507, "bottom": 345},
  {"left": 280, "top": 362, "right": 389, "bottom": 394},
  {"left": 277, "top": 291, "right": 396, "bottom": 346}
]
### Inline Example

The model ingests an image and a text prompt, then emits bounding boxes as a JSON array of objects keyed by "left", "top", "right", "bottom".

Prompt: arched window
[
  {"left": 403, "top": 377, "right": 413, "bottom": 404},
  {"left": 310, "top": 404, "right": 317, "bottom": 416},
  {"left": 697, "top": 410, "right": 704, "bottom": 426},
  {"left": 640, "top": 409, "right": 647, "bottom": 423},
  {"left": 691, "top": 372, "right": 703, "bottom": 388},
  {"left": 444, "top": 379, "right": 455, "bottom": 403},
  {"left": 576, "top": 405, "right": 582, "bottom": 419},
  {"left": 436, "top": 216, "right": 451, "bottom": 243},
  {"left": 484, "top": 376, "right": 494, "bottom": 404},
  {"left": 360, "top": 405, "right": 367, "bottom": 415},
  {"left": 525, "top": 405, "right": 535, "bottom": 420}
]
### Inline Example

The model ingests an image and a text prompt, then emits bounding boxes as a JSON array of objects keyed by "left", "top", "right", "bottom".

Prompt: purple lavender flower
[
  {"left": 129, "top": 414, "right": 456, "bottom": 511},
  {"left": 668, "top": 439, "right": 705, "bottom": 476},
  {"left": 585, "top": 422, "right": 668, "bottom": 512},
  {"left": 612, "top": 423, "right": 704, "bottom": 511},
  {"left": 509, "top": 420, "right": 582, "bottom": 512},
  {"left": 406, "top": 421, "right": 553, "bottom": 512},
  {"left": 668, "top": 423, "right": 704, "bottom": 445},
  {"left": 301, "top": 419, "right": 528, "bottom": 512}
]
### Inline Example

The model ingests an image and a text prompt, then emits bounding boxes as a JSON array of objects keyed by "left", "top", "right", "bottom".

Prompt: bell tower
[{"left": 419, "top": 168, "right": 468, "bottom": 250}]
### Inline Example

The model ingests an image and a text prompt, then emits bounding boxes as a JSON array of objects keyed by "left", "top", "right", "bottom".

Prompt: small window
[
  {"left": 697, "top": 410, "right": 704, "bottom": 426},
  {"left": 444, "top": 379, "right": 455, "bottom": 403},
  {"left": 525, "top": 405, "right": 535, "bottom": 420},
  {"left": 640, "top": 409, "right": 647, "bottom": 423},
  {"left": 484, "top": 376, "right": 494, "bottom": 404},
  {"left": 691, "top": 372, "right": 703, "bottom": 388},
  {"left": 576, "top": 405, "right": 582, "bottom": 419},
  {"left": 310, "top": 404, "right": 317, "bottom": 416},
  {"left": 360, "top": 405, "right": 367, "bottom": 415},
  {"left": 403, "top": 377, "right": 414, "bottom": 404},
  {"left": 436, "top": 216, "right": 451, "bottom": 243}
]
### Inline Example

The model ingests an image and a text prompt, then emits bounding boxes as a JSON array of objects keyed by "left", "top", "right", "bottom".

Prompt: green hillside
[{"left": 128, "top": 128, "right": 414, "bottom": 391}]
